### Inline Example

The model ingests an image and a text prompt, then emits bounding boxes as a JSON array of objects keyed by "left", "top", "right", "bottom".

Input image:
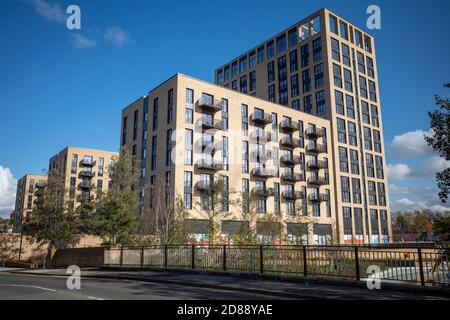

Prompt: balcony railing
[
  {"left": 35, "top": 181, "right": 46, "bottom": 188},
  {"left": 197, "top": 117, "right": 222, "bottom": 131},
  {"left": 249, "top": 130, "right": 272, "bottom": 143},
  {"left": 308, "top": 193, "right": 329, "bottom": 202},
  {"left": 280, "top": 119, "right": 299, "bottom": 132},
  {"left": 78, "top": 181, "right": 92, "bottom": 189},
  {"left": 250, "top": 149, "right": 272, "bottom": 161},
  {"left": 77, "top": 194, "right": 95, "bottom": 202},
  {"left": 280, "top": 154, "right": 301, "bottom": 166},
  {"left": 251, "top": 187, "right": 275, "bottom": 198},
  {"left": 196, "top": 97, "right": 222, "bottom": 113},
  {"left": 251, "top": 167, "right": 276, "bottom": 178},
  {"left": 195, "top": 181, "right": 215, "bottom": 192},
  {"left": 306, "top": 143, "right": 327, "bottom": 153},
  {"left": 80, "top": 159, "right": 96, "bottom": 166},
  {"left": 280, "top": 137, "right": 300, "bottom": 148},
  {"left": 195, "top": 159, "right": 222, "bottom": 171},
  {"left": 306, "top": 159, "right": 327, "bottom": 169},
  {"left": 250, "top": 112, "right": 272, "bottom": 127},
  {"left": 281, "top": 172, "right": 304, "bottom": 182},
  {"left": 307, "top": 176, "right": 329, "bottom": 186},
  {"left": 281, "top": 190, "right": 303, "bottom": 200},
  {"left": 305, "top": 127, "right": 325, "bottom": 138},
  {"left": 80, "top": 170, "right": 95, "bottom": 178}
]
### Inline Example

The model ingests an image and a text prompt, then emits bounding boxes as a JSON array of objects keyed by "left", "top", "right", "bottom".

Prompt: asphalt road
[{"left": 0, "top": 272, "right": 284, "bottom": 300}]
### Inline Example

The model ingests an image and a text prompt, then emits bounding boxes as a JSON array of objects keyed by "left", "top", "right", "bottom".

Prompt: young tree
[
  {"left": 195, "top": 174, "right": 236, "bottom": 245},
  {"left": 413, "top": 211, "right": 434, "bottom": 237},
  {"left": 91, "top": 147, "right": 139, "bottom": 246},
  {"left": 140, "top": 184, "right": 188, "bottom": 245},
  {"left": 24, "top": 176, "right": 81, "bottom": 249},
  {"left": 425, "top": 83, "right": 450, "bottom": 202}
]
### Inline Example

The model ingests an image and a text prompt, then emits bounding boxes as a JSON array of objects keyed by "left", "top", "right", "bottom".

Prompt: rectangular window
[
  {"left": 258, "top": 46, "right": 265, "bottom": 64},
  {"left": 344, "top": 69, "right": 353, "bottom": 92},
  {"left": 303, "top": 95, "right": 312, "bottom": 114},
  {"left": 249, "top": 71, "right": 256, "bottom": 92},
  {"left": 333, "top": 63, "right": 342, "bottom": 88},
  {"left": 329, "top": 15, "right": 338, "bottom": 34},
  {"left": 166, "top": 129, "right": 172, "bottom": 166},
  {"left": 364, "top": 127, "right": 373, "bottom": 151},
  {"left": 288, "top": 28, "right": 297, "bottom": 47},
  {"left": 224, "top": 66, "right": 230, "bottom": 81},
  {"left": 276, "top": 34, "right": 286, "bottom": 54},
  {"left": 300, "top": 44, "right": 309, "bottom": 67},
  {"left": 362, "top": 101, "right": 370, "bottom": 124},
  {"left": 151, "top": 136, "right": 157, "bottom": 170},
  {"left": 231, "top": 61, "right": 238, "bottom": 77},
  {"left": 302, "top": 69, "right": 311, "bottom": 93},
  {"left": 185, "top": 88, "right": 194, "bottom": 124},
  {"left": 268, "top": 84, "right": 276, "bottom": 103},
  {"left": 152, "top": 98, "right": 158, "bottom": 131},
  {"left": 267, "top": 61, "right": 275, "bottom": 83},
  {"left": 335, "top": 90, "right": 344, "bottom": 115},
  {"left": 98, "top": 157, "right": 104, "bottom": 177},
  {"left": 339, "top": 21, "right": 348, "bottom": 40},
  {"left": 346, "top": 95, "right": 355, "bottom": 119},
  {"left": 71, "top": 154, "right": 78, "bottom": 174},
  {"left": 357, "top": 52, "right": 366, "bottom": 74},
  {"left": 339, "top": 146, "right": 349, "bottom": 173},
  {"left": 184, "top": 129, "right": 193, "bottom": 166},
  {"left": 371, "top": 105, "right": 379, "bottom": 127},
  {"left": 249, "top": 51, "right": 256, "bottom": 69},
  {"left": 240, "top": 75, "right": 247, "bottom": 93},
  {"left": 217, "top": 69, "right": 224, "bottom": 85},
  {"left": 241, "top": 104, "right": 248, "bottom": 135},
  {"left": 359, "top": 76, "right": 368, "bottom": 98},
  {"left": 342, "top": 44, "right": 351, "bottom": 66},
  {"left": 242, "top": 178, "right": 249, "bottom": 213},
  {"left": 291, "top": 74, "right": 299, "bottom": 98},
  {"left": 312, "top": 38, "right": 322, "bottom": 62},
  {"left": 184, "top": 171, "right": 192, "bottom": 210},
  {"left": 267, "top": 40, "right": 275, "bottom": 59},
  {"left": 133, "top": 109, "right": 138, "bottom": 141},
  {"left": 348, "top": 121, "right": 357, "bottom": 146},
  {"left": 314, "top": 63, "right": 324, "bottom": 89},
  {"left": 368, "top": 80, "right": 377, "bottom": 102},
  {"left": 375, "top": 156, "right": 384, "bottom": 179},
  {"left": 337, "top": 118, "right": 347, "bottom": 143},
  {"left": 316, "top": 90, "right": 326, "bottom": 117},
  {"left": 239, "top": 56, "right": 247, "bottom": 73},
  {"left": 367, "top": 57, "right": 375, "bottom": 78},
  {"left": 331, "top": 38, "right": 340, "bottom": 61},
  {"left": 242, "top": 141, "right": 249, "bottom": 174},
  {"left": 289, "top": 49, "right": 298, "bottom": 73},
  {"left": 167, "top": 89, "right": 173, "bottom": 125}
]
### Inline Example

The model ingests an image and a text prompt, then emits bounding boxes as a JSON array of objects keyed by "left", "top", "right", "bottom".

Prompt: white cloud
[
  {"left": 387, "top": 156, "right": 450, "bottom": 181},
  {"left": 71, "top": 33, "right": 97, "bottom": 49},
  {"left": 387, "top": 163, "right": 412, "bottom": 180},
  {"left": 389, "top": 184, "right": 450, "bottom": 213},
  {"left": 391, "top": 129, "right": 433, "bottom": 160},
  {"left": 29, "top": 0, "right": 66, "bottom": 23},
  {"left": 104, "top": 26, "right": 130, "bottom": 47},
  {"left": 0, "top": 166, "right": 17, "bottom": 218}
]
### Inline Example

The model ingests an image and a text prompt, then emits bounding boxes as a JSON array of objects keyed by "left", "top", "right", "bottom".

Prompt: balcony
[
  {"left": 251, "top": 187, "right": 275, "bottom": 198},
  {"left": 80, "top": 159, "right": 96, "bottom": 167},
  {"left": 251, "top": 167, "right": 276, "bottom": 178},
  {"left": 79, "top": 170, "right": 95, "bottom": 178},
  {"left": 250, "top": 149, "right": 272, "bottom": 161},
  {"left": 197, "top": 117, "right": 222, "bottom": 131},
  {"left": 305, "top": 127, "right": 325, "bottom": 138},
  {"left": 280, "top": 119, "right": 299, "bottom": 132},
  {"left": 196, "top": 181, "right": 215, "bottom": 192},
  {"left": 35, "top": 181, "right": 46, "bottom": 188},
  {"left": 78, "top": 181, "right": 92, "bottom": 189},
  {"left": 197, "top": 139, "right": 216, "bottom": 150},
  {"left": 195, "top": 159, "right": 222, "bottom": 171},
  {"left": 280, "top": 136, "right": 300, "bottom": 148},
  {"left": 250, "top": 112, "right": 272, "bottom": 127},
  {"left": 306, "top": 143, "right": 326, "bottom": 153},
  {"left": 281, "top": 172, "right": 304, "bottom": 182},
  {"left": 249, "top": 130, "right": 272, "bottom": 143},
  {"left": 307, "top": 176, "right": 329, "bottom": 186},
  {"left": 280, "top": 154, "right": 300, "bottom": 166},
  {"left": 196, "top": 97, "right": 222, "bottom": 113},
  {"left": 282, "top": 190, "right": 303, "bottom": 200},
  {"left": 77, "top": 194, "right": 95, "bottom": 202},
  {"left": 306, "top": 159, "right": 327, "bottom": 169},
  {"left": 308, "top": 193, "right": 329, "bottom": 202}
]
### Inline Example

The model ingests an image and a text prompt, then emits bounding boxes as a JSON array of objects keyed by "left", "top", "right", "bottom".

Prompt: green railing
[{"left": 103, "top": 245, "right": 449, "bottom": 287}]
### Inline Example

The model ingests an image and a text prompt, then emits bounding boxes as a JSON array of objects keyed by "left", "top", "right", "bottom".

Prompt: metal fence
[{"left": 103, "top": 245, "right": 449, "bottom": 287}]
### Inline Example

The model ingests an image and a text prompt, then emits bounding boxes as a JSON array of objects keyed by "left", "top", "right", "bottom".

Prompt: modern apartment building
[
  {"left": 214, "top": 8, "right": 391, "bottom": 244},
  {"left": 122, "top": 73, "right": 338, "bottom": 245},
  {"left": 48, "top": 147, "right": 118, "bottom": 207},
  {"left": 12, "top": 174, "right": 47, "bottom": 232}
]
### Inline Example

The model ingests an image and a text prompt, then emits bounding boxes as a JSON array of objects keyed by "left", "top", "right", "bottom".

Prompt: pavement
[{"left": 0, "top": 268, "right": 448, "bottom": 300}]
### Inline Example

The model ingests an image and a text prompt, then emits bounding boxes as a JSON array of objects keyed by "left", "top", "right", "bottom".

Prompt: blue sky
[{"left": 0, "top": 0, "right": 449, "bottom": 218}]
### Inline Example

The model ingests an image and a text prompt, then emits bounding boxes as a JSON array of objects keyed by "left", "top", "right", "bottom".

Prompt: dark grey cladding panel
[
  {"left": 287, "top": 223, "right": 307, "bottom": 235},
  {"left": 221, "top": 220, "right": 249, "bottom": 235},
  {"left": 184, "top": 219, "right": 210, "bottom": 234},
  {"left": 313, "top": 223, "right": 331, "bottom": 235}
]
